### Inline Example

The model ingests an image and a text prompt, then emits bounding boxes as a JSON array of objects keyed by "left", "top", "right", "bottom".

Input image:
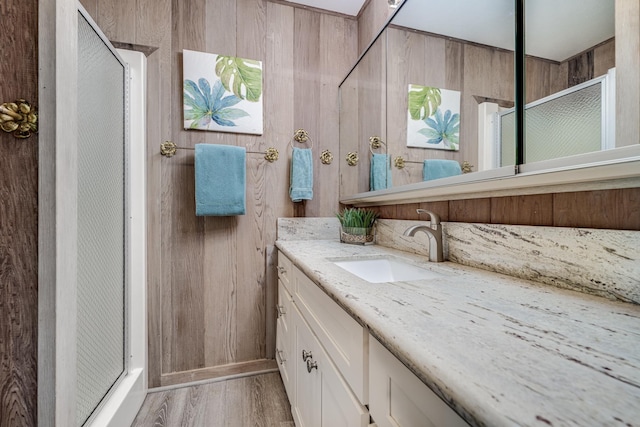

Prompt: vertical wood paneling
[
  {"left": 236, "top": 0, "right": 267, "bottom": 363},
  {"left": 356, "top": 0, "right": 389, "bottom": 55},
  {"left": 369, "top": 187, "right": 640, "bottom": 231},
  {"left": 293, "top": 8, "right": 320, "bottom": 214},
  {"left": 309, "top": 13, "right": 357, "bottom": 216},
  {"left": 96, "top": 0, "right": 136, "bottom": 42},
  {"left": 593, "top": 38, "right": 615, "bottom": 77},
  {"left": 1, "top": 0, "right": 38, "bottom": 424},
  {"left": 262, "top": 0, "right": 294, "bottom": 363},
  {"left": 80, "top": 0, "right": 98, "bottom": 20},
  {"left": 615, "top": 0, "right": 640, "bottom": 147},
  {"left": 526, "top": 58, "right": 551, "bottom": 103},
  {"left": 462, "top": 45, "right": 513, "bottom": 174},
  {"left": 419, "top": 201, "right": 450, "bottom": 222},
  {"left": 90, "top": 0, "right": 356, "bottom": 385},
  {"left": 491, "top": 194, "right": 553, "bottom": 226},
  {"left": 553, "top": 189, "right": 640, "bottom": 230},
  {"left": 166, "top": 0, "right": 206, "bottom": 374},
  {"left": 145, "top": 51, "right": 164, "bottom": 387},
  {"left": 449, "top": 198, "right": 491, "bottom": 223},
  {"left": 568, "top": 51, "right": 593, "bottom": 87},
  {"left": 264, "top": 1, "right": 294, "bottom": 237}
]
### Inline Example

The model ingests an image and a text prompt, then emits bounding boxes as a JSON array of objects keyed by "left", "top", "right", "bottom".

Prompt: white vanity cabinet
[
  {"left": 277, "top": 251, "right": 369, "bottom": 427},
  {"left": 276, "top": 253, "right": 295, "bottom": 404},
  {"left": 369, "top": 338, "right": 469, "bottom": 427}
]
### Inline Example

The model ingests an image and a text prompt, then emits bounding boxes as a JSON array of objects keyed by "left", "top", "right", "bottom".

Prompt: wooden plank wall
[
  {"left": 80, "top": 0, "right": 357, "bottom": 387},
  {"left": 381, "top": 29, "right": 617, "bottom": 190},
  {"left": 0, "top": 0, "right": 39, "bottom": 425},
  {"left": 367, "top": 188, "right": 640, "bottom": 231}
]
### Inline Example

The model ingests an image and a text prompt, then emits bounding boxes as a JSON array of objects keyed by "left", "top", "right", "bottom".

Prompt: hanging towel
[
  {"left": 370, "top": 153, "right": 393, "bottom": 191},
  {"left": 289, "top": 147, "right": 313, "bottom": 202},
  {"left": 195, "top": 144, "right": 246, "bottom": 216},
  {"left": 423, "top": 159, "right": 462, "bottom": 181}
]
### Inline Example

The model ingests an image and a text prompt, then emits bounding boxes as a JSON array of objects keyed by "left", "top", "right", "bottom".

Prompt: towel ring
[
  {"left": 369, "top": 136, "right": 386, "bottom": 156},
  {"left": 288, "top": 129, "right": 314, "bottom": 150}
]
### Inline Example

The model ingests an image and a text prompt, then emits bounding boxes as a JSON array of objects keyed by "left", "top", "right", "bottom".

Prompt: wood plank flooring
[{"left": 131, "top": 373, "right": 294, "bottom": 427}]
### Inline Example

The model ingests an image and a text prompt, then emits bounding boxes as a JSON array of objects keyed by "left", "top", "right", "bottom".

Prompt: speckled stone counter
[{"left": 274, "top": 238, "right": 640, "bottom": 427}]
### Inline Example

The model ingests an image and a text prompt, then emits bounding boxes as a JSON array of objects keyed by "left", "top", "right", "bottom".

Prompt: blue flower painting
[
  {"left": 184, "top": 78, "right": 248, "bottom": 128},
  {"left": 407, "top": 84, "right": 460, "bottom": 151},
  {"left": 183, "top": 49, "right": 263, "bottom": 135}
]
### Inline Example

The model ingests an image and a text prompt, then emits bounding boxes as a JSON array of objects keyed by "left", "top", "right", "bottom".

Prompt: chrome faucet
[{"left": 403, "top": 209, "right": 444, "bottom": 262}]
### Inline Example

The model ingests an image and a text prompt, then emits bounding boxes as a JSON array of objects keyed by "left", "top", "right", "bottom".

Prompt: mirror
[{"left": 339, "top": 0, "right": 639, "bottom": 201}]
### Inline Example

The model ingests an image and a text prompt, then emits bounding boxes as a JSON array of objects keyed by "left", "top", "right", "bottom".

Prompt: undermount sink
[{"left": 332, "top": 257, "right": 444, "bottom": 283}]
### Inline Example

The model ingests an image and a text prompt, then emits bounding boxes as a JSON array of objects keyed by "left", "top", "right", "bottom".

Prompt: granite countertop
[{"left": 275, "top": 239, "right": 640, "bottom": 427}]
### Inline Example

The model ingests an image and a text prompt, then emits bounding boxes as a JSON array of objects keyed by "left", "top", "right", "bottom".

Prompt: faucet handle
[{"left": 416, "top": 209, "right": 441, "bottom": 226}]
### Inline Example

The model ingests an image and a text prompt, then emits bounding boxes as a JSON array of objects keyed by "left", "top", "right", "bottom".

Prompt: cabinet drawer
[
  {"left": 278, "top": 251, "right": 293, "bottom": 293},
  {"left": 369, "top": 338, "right": 469, "bottom": 427},
  {"left": 294, "top": 266, "right": 367, "bottom": 404}
]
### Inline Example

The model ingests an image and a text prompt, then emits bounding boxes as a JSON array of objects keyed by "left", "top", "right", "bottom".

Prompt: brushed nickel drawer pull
[
  {"left": 302, "top": 349, "right": 312, "bottom": 362},
  {"left": 306, "top": 359, "right": 318, "bottom": 373}
]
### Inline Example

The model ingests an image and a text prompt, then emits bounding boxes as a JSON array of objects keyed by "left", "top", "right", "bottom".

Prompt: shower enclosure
[{"left": 39, "top": 3, "right": 147, "bottom": 425}]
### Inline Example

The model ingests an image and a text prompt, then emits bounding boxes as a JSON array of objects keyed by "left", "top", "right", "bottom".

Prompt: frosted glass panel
[
  {"left": 76, "top": 12, "right": 126, "bottom": 426},
  {"left": 499, "top": 81, "right": 603, "bottom": 166},
  {"left": 525, "top": 83, "right": 602, "bottom": 162},
  {"left": 499, "top": 112, "right": 515, "bottom": 167}
]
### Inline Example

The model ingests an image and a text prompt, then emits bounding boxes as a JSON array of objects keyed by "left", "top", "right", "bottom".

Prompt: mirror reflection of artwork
[
  {"left": 183, "top": 49, "right": 263, "bottom": 135},
  {"left": 407, "top": 84, "right": 460, "bottom": 151}
]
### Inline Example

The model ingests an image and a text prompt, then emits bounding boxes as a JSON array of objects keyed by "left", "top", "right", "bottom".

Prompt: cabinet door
[
  {"left": 369, "top": 338, "right": 468, "bottom": 427},
  {"left": 293, "top": 308, "right": 322, "bottom": 427},
  {"left": 294, "top": 266, "right": 368, "bottom": 403},
  {"left": 320, "top": 346, "right": 370, "bottom": 427},
  {"left": 276, "top": 281, "right": 295, "bottom": 405}
]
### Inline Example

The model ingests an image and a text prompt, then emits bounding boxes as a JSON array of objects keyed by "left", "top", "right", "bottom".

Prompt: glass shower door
[{"left": 76, "top": 10, "right": 128, "bottom": 426}]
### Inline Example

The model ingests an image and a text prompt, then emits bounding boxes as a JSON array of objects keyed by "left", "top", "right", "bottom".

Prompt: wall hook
[
  {"left": 346, "top": 152, "right": 359, "bottom": 166},
  {"left": 320, "top": 149, "right": 333, "bottom": 165},
  {"left": 0, "top": 99, "right": 37, "bottom": 139}
]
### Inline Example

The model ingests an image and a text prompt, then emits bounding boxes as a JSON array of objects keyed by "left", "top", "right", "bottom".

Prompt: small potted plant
[{"left": 336, "top": 208, "right": 379, "bottom": 245}]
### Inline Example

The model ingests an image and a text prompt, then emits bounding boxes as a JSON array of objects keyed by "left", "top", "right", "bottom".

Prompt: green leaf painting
[
  {"left": 407, "top": 84, "right": 461, "bottom": 151},
  {"left": 408, "top": 85, "right": 441, "bottom": 121},
  {"left": 183, "top": 49, "right": 263, "bottom": 135},
  {"left": 215, "top": 56, "right": 263, "bottom": 102}
]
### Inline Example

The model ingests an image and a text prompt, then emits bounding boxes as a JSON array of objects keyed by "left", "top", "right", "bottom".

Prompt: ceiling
[{"left": 286, "top": 0, "right": 615, "bottom": 62}]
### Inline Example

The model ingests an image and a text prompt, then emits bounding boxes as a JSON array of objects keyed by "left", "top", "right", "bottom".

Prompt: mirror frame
[{"left": 339, "top": 0, "right": 640, "bottom": 206}]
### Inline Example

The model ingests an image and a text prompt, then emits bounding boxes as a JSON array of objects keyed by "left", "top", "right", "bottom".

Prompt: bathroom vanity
[{"left": 275, "top": 222, "right": 640, "bottom": 427}]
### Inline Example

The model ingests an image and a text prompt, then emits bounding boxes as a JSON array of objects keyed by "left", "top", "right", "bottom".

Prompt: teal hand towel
[
  {"left": 370, "top": 153, "right": 392, "bottom": 191},
  {"left": 289, "top": 147, "right": 313, "bottom": 202},
  {"left": 195, "top": 144, "right": 246, "bottom": 216},
  {"left": 423, "top": 159, "right": 462, "bottom": 181}
]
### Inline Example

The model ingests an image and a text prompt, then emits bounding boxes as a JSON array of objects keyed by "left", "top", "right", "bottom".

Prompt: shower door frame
[{"left": 38, "top": 1, "right": 147, "bottom": 426}]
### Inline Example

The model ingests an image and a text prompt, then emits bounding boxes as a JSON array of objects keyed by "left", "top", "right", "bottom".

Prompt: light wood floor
[{"left": 131, "top": 372, "right": 295, "bottom": 427}]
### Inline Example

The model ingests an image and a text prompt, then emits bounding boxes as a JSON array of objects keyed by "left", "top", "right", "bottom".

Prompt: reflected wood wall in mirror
[{"left": 339, "top": 0, "right": 638, "bottom": 201}]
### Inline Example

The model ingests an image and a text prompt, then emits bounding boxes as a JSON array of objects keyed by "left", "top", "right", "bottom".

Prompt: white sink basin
[{"left": 333, "top": 257, "right": 444, "bottom": 283}]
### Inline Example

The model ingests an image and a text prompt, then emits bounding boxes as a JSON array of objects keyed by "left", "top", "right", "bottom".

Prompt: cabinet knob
[
  {"left": 306, "top": 359, "right": 318, "bottom": 373},
  {"left": 276, "top": 305, "right": 286, "bottom": 318},
  {"left": 277, "top": 266, "right": 287, "bottom": 275},
  {"left": 302, "top": 349, "right": 313, "bottom": 362}
]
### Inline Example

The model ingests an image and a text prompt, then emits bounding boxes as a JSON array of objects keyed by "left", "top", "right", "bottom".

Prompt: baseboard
[{"left": 155, "top": 359, "right": 278, "bottom": 390}]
